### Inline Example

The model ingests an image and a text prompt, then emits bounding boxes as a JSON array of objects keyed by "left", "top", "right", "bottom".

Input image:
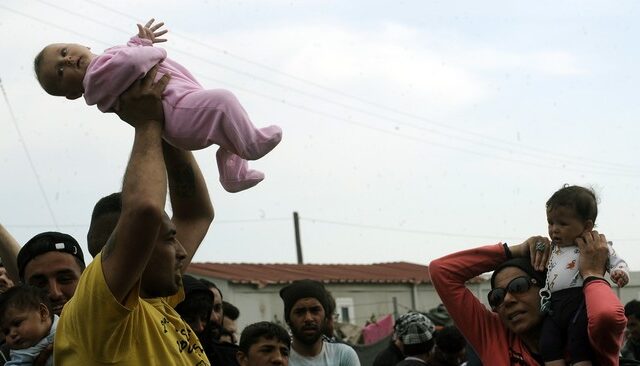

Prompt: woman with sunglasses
[{"left": 429, "top": 231, "right": 626, "bottom": 365}]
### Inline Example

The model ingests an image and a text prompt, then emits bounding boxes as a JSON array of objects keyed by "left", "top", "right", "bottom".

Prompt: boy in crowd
[{"left": 237, "top": 321, "right": 291, "bottom": 366}]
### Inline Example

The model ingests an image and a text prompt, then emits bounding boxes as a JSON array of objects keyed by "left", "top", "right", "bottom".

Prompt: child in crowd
[
  {"left": 0, "top": 285, "right": 57, "bottom": 366},
  {"left": 236, "top": 321, "right": 290, "bottom": 366},
  {"left": 34, "top": 19, "right": 282, "bottom": 193},
  {"left": 538, "top": 185, "right": 629, "bottom": 366}
]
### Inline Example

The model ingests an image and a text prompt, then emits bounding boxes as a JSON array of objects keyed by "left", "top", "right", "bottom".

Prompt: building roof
[{"left": 187, "top": 261, "right": 435, "bottom": 288}]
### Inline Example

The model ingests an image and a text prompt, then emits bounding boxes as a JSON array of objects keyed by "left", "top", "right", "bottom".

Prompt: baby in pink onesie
[{"left": 34, "top": 19, "right": 282, "bottom": 193}]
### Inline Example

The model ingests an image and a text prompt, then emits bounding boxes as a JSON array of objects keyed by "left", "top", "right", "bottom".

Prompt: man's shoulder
[{"left": 323, "top": 341, "right": 359, "bottom": 364}]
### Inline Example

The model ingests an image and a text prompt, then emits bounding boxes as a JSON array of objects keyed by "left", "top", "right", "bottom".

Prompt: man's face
[
  {"left": 222, "top": 316, "right": 238, "bottom": 344},
  {"left": 140, "top": 215, "right": 187, "bottom": 298},
  {"left": 627, "top": 315, "right": 640, "bottom": 342},
  {"left": 210, "top": 288, "right": 223, "bottom": 327},
  {"left": 237, "top": 336, "right": 289, "bottom": 366},
  {"left": 288, "top": 297, "right": 326, "bottom": 346},
  {"left": 24, "top": 251, "right": 82, "bottom": 315}
]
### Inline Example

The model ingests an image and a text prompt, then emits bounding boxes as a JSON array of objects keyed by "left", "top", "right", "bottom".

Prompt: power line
[
  {"left": 0, "top": 77, "right": 59, "bottom": 229},
  {"left": 301, "top": 217, "right": 522, "bottom": 241},
  {"left": 299, "top": 217, "right": 640, "bottom": 242},
  {"left": 21, "top": 1, "right": 640, "bottom": 175}
]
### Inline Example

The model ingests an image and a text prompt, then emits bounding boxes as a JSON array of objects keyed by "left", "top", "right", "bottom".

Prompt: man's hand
[
  {"left": 115, "top": 65, "right": 170, "bottom": 127},
  {"left": 0, "top": 267, "right": 14, "bottom": 293},
  {"left": 137, "top": 18, "right": 168, "bottom": 44}
]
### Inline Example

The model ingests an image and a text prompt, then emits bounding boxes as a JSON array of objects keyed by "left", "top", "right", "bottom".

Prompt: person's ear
[
  {"left": 39, "top": 303, "right": 50, "bottom": 321},
  {"left": 584, "top": 220, "right": 594, "bottom": 232},
  {"left": 236, "top": 350, "right": 248, "bottom": 366}
]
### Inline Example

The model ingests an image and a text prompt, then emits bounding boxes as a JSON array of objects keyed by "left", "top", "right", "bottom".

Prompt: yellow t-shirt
[{"left": 54, "top": 253, "right": 210, "bottom": 365}]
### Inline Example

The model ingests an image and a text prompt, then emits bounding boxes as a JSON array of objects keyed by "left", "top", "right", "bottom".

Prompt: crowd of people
[{"left": 0, "top": 18, "right": 636, "bottom": 366}]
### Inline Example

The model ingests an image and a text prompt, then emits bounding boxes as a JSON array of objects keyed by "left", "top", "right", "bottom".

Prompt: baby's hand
[
  {"left": 137, "top": 18, "right": 168, "bottom": 44},
  {"left": 611, "top": 269, "right": 629, "bottom": 287}
]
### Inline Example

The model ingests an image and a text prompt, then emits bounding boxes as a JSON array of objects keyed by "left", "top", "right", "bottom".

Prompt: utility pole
[
  {"left": 293, "top": 212, "right": 303, "bottom": 264},
  {"left": 392, "top": 297, "right": 399, "bottom": 320}
]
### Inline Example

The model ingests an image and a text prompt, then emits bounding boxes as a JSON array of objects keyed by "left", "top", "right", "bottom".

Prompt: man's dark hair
[
  {"left": 199, "top": 278, "right": 223, "bottom": 301},
  {"left": 87, "top": 192, "right": 122, "bottom": 257},
  {"left": 222, "top": 301, "right": 239, "bottom": 321},
  {"left": 546, "top": 185, "right": 598, "bottom": 222},
  {"left": 238, "top": 321, "right": 291, "bottom": 354},
  {"left": 0, "top": 285, "right": 54, "bottom": 323},
  {"left": 625, "top": 300, "right": 640, "bottom": 319},
  {"left": 435, "top": 325, "right": 466, "bottom": 354}
]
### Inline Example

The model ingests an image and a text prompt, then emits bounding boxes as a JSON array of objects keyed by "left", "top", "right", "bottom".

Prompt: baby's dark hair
[
  {"left": 238, "top": 321, "right": 291, "bottom": 354},
  {"left": 33, "top": 48, "right": 48, "bottom": 88},
  {"left": 0, "top": 285, "right": 54, "bottom": 324},
  {"left": 546, "top": 185, "right": 598, "bottom": 222}
]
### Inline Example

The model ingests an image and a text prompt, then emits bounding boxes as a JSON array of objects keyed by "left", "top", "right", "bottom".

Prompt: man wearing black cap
[
  {"left": 0, "top": 225, "right": 83, "bottom": 318},
  {"left": 280, "top": 279, "right": 360, "bottom": 366},
  {"left": 17, "top": 232, "right": 85, "bottom": 316},
  {"left": 54, "top": 67, "right": 214, "bottom": 364}
]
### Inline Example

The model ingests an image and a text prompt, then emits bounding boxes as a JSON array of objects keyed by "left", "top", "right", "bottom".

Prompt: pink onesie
[{"left": 83, "top": 36, "right": 282, "bottom": 193}]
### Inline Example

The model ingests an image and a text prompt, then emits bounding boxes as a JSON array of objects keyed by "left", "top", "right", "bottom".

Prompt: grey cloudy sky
[{"left": 1, "top": 0, "right": 639, "bottom": 269}]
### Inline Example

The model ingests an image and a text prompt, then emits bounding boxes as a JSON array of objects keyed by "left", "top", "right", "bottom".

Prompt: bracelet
[
  {"left": 583, "top": 275, "right": 609, "bottom": 287},
  {"left": 503, "top": 243, "right": 513, "bottom": 259}
]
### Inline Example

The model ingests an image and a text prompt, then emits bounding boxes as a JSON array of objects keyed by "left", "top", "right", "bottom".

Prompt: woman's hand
[
  {"left": 509, "top": 235, "right": 551, "bottom": 271},
  {"left": 576, "top": 230, "right": 609, "bottom": 278}
]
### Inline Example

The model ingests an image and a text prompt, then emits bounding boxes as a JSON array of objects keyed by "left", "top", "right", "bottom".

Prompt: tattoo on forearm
[{"left": 169, "top": 165, "right": 196, "bottom": 198}]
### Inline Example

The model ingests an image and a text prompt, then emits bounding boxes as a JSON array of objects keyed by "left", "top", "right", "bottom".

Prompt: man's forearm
[
  {"left": 162, "top": 142, "right": 213, "bottom": 268},
  {"left": 163, "top": 142, "right": 213, "bottom": 220},
  {"left": 123, "top": 122, "right": 167, "bottom": 210}
]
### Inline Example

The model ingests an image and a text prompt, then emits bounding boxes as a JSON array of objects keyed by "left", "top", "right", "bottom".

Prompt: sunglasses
[{"left": 487, "top": 276, "right": 539, "bottom": 309}]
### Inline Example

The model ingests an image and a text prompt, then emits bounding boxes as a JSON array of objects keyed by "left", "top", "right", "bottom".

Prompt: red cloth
[
  {"left": 362, "top": 314, "right": 394, "bottom": 345},
  {"left": 429, "top": 244, "right": 626, "bottom": 366}
]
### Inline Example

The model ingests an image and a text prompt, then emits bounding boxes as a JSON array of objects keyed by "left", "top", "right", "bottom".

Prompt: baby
[
  {"left": 0, "top": 285, "right": 57, "bottom": 366},
  {"left": 34, "top": 19, "right": 282, "bottom": 193},
  {"left": 538, "top": 185, "right": 629, "bottom": 366}
]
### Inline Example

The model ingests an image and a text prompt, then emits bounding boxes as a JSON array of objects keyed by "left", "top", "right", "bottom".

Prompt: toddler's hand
[
  {"left": 611, "top": 270, "right": 629, "bottom": 287},
  {"left": 137, "top": 18, "right": 168, "bottom": 44}
]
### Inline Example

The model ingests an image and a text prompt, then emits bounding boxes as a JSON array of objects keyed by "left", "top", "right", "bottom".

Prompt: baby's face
[
  {"left": 38, "top": 43, "right": 94, "bottom": 100},
  {"left": 1, "top": 305, "right": 51, "bottom": 350}
]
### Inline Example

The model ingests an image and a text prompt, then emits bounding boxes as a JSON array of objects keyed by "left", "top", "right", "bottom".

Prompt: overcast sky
[{"left": 1, "top": 0, "right": 639, "bottom": 270}]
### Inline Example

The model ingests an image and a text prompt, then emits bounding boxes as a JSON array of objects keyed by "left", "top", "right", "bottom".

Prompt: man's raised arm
[
  {"left": 163, "top": 142, "right": 214, "bottom": 270},
  {"left": 0, "top": 223, "right": 21, "bottom": 283},
  {"left": 101, "top": 66, "right": 170, "bottom": 303}
]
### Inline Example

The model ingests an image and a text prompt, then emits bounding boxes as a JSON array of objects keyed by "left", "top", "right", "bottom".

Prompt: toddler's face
[
  {"left": 38, "top": 43, "right": 93, "bottom": 100},
  {"left": 1, "top": 305, "right": 51, "bottom": 350},
  {"left": 547, "top": 206, "right": 591, "bottom": 246}
]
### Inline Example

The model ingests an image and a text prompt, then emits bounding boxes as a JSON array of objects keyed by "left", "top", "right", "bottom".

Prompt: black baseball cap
[{"left": 17, "top": 231, "right": 85, "bottom": 280}]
